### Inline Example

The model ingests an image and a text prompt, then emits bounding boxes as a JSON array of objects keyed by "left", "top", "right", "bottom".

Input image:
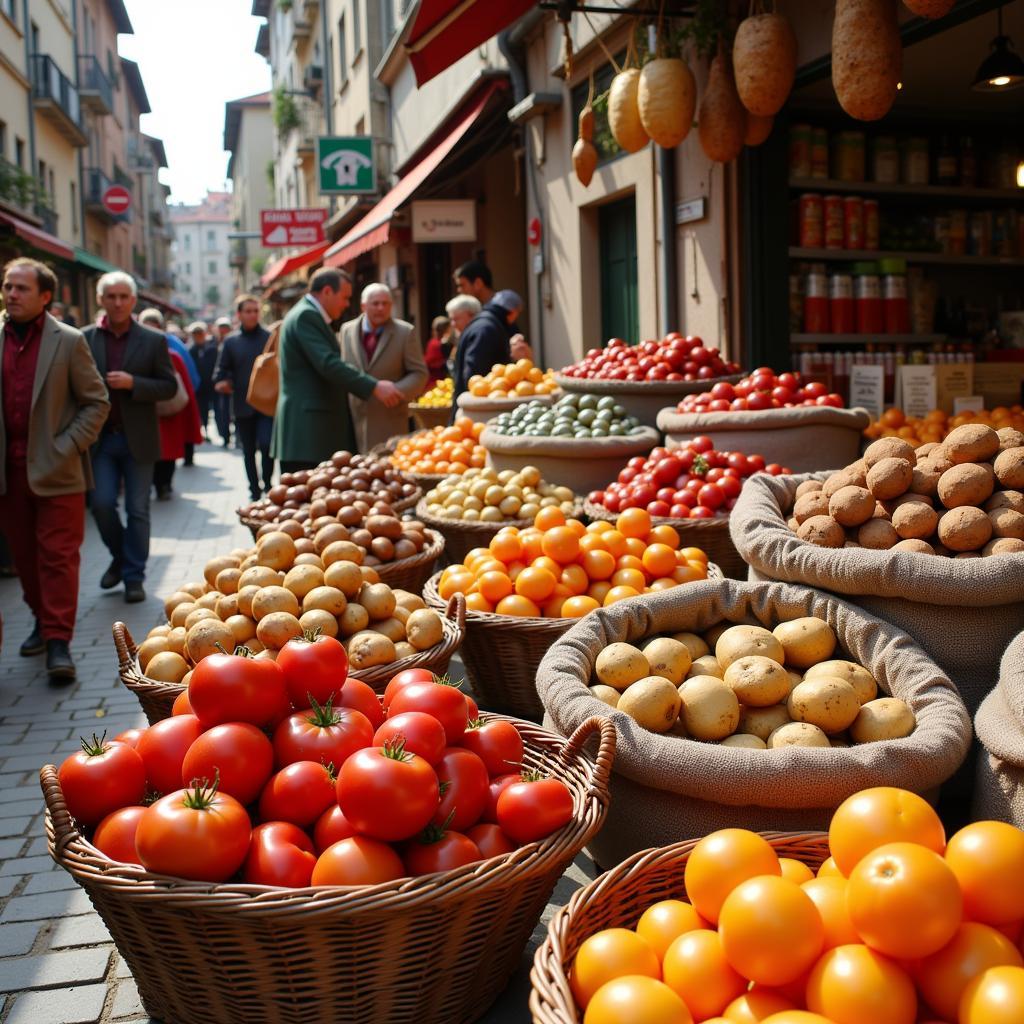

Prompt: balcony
[
  {"left": 152, "top": 268, "right": 174, "bottom": 289},
  {"left": 126, "top": 136, "right": 154, "bottom": 171},
  {"left": 292, "top": 95, "right": 322, "bottom": 158},
  {"left": 84, "top": 167, "right": 131, "bottom": 224},
  {"left": 78, "top": 55, "right": 113, "bottom": 115},
  {"left": 30, "top": 55, "right": 87, "bottom": 147},
  {"left": 34, "top": 204, "right": 58, "bottom": 235},
  {"left": 291, "top": 6, "right": 312, "bottom": 47}
]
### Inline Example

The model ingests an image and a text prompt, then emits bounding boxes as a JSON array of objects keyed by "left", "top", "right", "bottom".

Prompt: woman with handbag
[{"left": 153, "top": 348, "right": 203, "bottom": 500}]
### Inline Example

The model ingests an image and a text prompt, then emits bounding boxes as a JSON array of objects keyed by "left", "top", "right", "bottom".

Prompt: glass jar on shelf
[{"left": 880, "top": 258, "right": 910, "bottom": 334}]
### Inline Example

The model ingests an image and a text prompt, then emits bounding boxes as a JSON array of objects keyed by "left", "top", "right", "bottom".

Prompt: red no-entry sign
[{"left": 102, "top": 185, "right": 131, "bottom": 216}]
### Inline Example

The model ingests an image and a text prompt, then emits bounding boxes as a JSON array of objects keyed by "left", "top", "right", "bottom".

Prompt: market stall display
[
  {"left": 389, "top": 418, "right": 487, "bottom": 487},
  {"left": 410, "top": 378, "right": 454, "bottom": 430},
  {"left": 455, "top": 359, "right": 560, "bottom": 424},
  {"left": 535, "top": 579, "right": 970, "bottom": 865}
]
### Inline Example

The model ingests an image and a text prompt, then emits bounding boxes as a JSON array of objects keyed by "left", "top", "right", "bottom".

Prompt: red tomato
[
  {"left": 383, "top": 668, "right": 437, "bottom": 710},
  {"left": 373, "top": 712, "right": 446, "bottom": 765},
  {"left": 58, "top": 735, "right": 146, "bottom": 827},
  {"left": 746, "top": 454, "right": 766, "bottom": 472},
  {"left": 466, "top": 823, "right": 517, "bottom": 859},
  {"left": 483, "top": 773, "right": 522, "bottom": 823},
  {"left": 92, "top": 805, "right": 146, "bottom": 864},
  {"left": 388, "top": 681, "right": 469, "bottom": 745},
  {"left": 461, "top": 720, "right": 525, "bottom": 777},
  {"left": 803, "top": 381, "right": 828, "bottom": 399},
  {"left": 181, "top": 722, "right": 274, "bottom": 806},
  {"left": 497, "top": 776, "right": 574, "bottom": 844},
  {"left": 337, "top": 743, "right": 440, "bottom": 842},
  {"left": 405, "top": 830, "right": 482, "bottom": 876},
  {"left": 172, "top": 689, "right": 193, "bottom": 716},
  {"left": 136, "top": 715, "right": 204, "bottom": 796},
  {"left": 698, "top": 484, "right": 726, "bottom": 510},
  {"left": 135, "top": 779, "right": 251, "bottom": 882},
  {"left": 188, "top": 650, "right": 289, "bottom": 729},
  {"left": 258, "top": 761, "right": 336, "bottom": 827},
  {"left": 335, "top": 676, "right": 384, "bottom": 730},
  {"left": 464, "top": 693, "right": 480, "bottom": 720},
  {"left": 691, "top": 435, "right": 714, "bottom": 453},
  {"left": 271, "top": 701, "right": 373, "bottom": 770},
  {"left": 311, "top": 837, "right": 406, "bottom": 886},
  {"left": 112, "top": 728, "right": 145, "bottom": 749},
  {"left": 241, "top": 821, "right": 316, "bottom": 888},
  {"left": 432, "top": 748, "right": 489, "bottom": 832},
  {"left": 276, "top": 633, "right": 349, "bottom": 709},
  {"left": 313, "top": 804, "right": 357, "bottom": 853}
]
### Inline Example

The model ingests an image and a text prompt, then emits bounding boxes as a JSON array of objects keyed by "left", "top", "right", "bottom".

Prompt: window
[
  {"left": 0, "top": 121, "right": 6, "bottom": 159},
  {"left": 1, "top": 0, "right": 16, "bottom": 27},
  {"left": 337, "top": 14, "right": 348, "bottom": 85},
  {"left": 207, "top": 229, "right": 214, "bottom": 244},
  {"left": 37, "top": 158, "right": 46, "bottom": 186},
  {"left": 208, "top": 260, "right": 216, "bottom": 274},
  {"left": 185, "top": 262, "right": 192, "bottom": 274},
  {"left": 48, "top": 169, "right": 55, "bottom": 204},
  {"left": 14, "top": 137, "right": 24, "bottom": 168},
  {"left": 29, "top": 21, "right": 39, "bottom": 54},
  {"left": 351, "top": 0, "right": 361, "bottom": 55},
  {"left": 184, "top": 234, "right": 191, "bottom": 250}
]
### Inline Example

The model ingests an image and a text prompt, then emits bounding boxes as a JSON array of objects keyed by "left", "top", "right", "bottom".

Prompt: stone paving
[{"left": 0, "top": 439, "right": 594, "bottom": 1023}]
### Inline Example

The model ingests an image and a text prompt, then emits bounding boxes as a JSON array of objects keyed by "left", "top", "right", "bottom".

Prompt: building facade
[{"left": 170, "top": 191, "right": 235, "bottom": 319}]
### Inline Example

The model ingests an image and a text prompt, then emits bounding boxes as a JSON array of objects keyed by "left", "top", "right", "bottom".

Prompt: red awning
[
  {"left": 324, "top": 79, "right": 504, "bottom": 269},
  {"left": 0, "top": 209, "right": 74, "bottom": 261},
  {"left": 406, "top": 0, "right": 535, "bottom": 86},
  {"left": 260, "top": 240, "right": 331, "bottom": 287}
]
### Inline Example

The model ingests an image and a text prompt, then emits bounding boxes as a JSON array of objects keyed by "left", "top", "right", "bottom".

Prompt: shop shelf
[
  {"left": 789, "top": 246, "right": 1024, "bottom": 268},
  {"left": 789, "top": 176, "right": 1024, "bottom": 201},
  {"left": 790, "top": 333, "right": 947, "bottom": 346}
]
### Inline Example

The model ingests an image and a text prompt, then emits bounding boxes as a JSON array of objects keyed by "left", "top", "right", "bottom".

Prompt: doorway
[
  {"left": 598, "top": 195, "right": 638, "bottom": 345},
  {"left": 420, "top": 242, "right": 452, "bottom": 331}
]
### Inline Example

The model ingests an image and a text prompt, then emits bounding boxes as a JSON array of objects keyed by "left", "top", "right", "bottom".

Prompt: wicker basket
[
  {"left": 582, "top": 500, "right": 745, "bottom": 579},
  {"left": 114, "top": 598, "right": 466, "bottom": 724},
  {"left": 41, "top": 716, "right": 616, "bottom": 1024},
  {"left": 410, "top": 404, "right": 452, "bottom": 431},
  {"left": 529, "top": 832, "right": 829, "bottom": 1024},
  {"left": 375, "top": 528, "right": 445, "bottom": 592},
  {"left": 415, "top": 499, "right": 535, "bottom": 567}
]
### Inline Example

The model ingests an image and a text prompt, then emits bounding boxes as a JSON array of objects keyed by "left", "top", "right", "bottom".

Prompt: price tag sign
[
  {"left": 849, "top": 364, "right": 885, "bottom": 420},
  {"left": 954, "top": 395, "right": 985, "bottom": 414},
  {"left": 897, "top": 365, "right": 938, "bottom": 418}
]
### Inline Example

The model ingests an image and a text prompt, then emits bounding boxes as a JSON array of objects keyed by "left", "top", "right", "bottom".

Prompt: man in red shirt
[{"left": 0, "top": 258, "right": 109, "bottom": 679}]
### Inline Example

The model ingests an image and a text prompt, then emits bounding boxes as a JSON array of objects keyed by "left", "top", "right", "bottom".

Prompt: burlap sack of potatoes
[
  {"left": 731, "top": 471, "right": 1024, "bottom": 715},
  {"left": 536, "top": 579, "right": 970, "bottom": 867},
  {"left": 656, "top": 406, "right": 871, "bottom": 473},
  {"left": 455, "top": 391, "right": 555, "bottom": 425},
  {"left": 973, "top": 631, "right": 1024, "bottom": 827},
  {"left": 480, "top": 425, "right": 660, "bottom": 494}
]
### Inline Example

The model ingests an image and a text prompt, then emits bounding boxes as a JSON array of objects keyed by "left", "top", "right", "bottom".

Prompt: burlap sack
[
  {"left": 537, "top": 579, "right": 970, "bottom": 866},
  {"left": 656, "top": 406, "right": 871, "bottom": 473},
  {"left": 480, "top": 425, "right": 660, "bottom": 494},
  {"left": 731, "top": 472, "right": 1024, "bottom": 715},
  {"left": 455, "top": 391, "right": 555, "bottom": 425},
  {"left": 973, "top": 632, "right": 1024, "bottom": 826}
]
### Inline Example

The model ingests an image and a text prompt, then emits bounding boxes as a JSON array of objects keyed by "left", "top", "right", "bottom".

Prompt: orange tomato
[
  {"left": 642, "top": 544, "right": 679, "bottom": 579},
  {"left": 586, "top": 520, "right": 612, "bottom": 534},
  {"left": 672, "top": 564, "right": 706, "bottom": 585},
  {"left": 561, "top": 595, "right": 601, "bottom": 618},
  {"left": 520, "top": 531, "right": 545, "bottom": 563},
  {"left": 760, "top": 1014, "right": 836, "bottom": 1024},
  {"left": 505, "top": 560, "right": 527, "bottom": 582},
  {"left": 916, "top": 922, "right": 1023, "bottom": 1021},
  {"left": 681, "top": 546, "right": 709, "bottom": 565},
  {"left": 615, "top": 554, "right": 646, "bottom": 574},
  {"left": 542, "top": 584, "right": 572, "bottom": 618},
  {"left": 617, "top": 508, "right": 652, "bottom": 538},
  {"left": 718, "top": 875, "right": 824, "bottom": 985},
  {"left": 438, "top": 571, "right": 474, "bottom": 600},
  {"left": 489, "top": 532, "right": 522, "bottom": 564},
  {"left": 535, "top": 506, "right": 567, "bottom": 532},
  {"left": 561, "top": 564, "right": 590, "bottom": 595},
  {"left": 582, "top": 976, "right": 693, "bottom": 1024},
  {"left": 587, "top": 581, "right": 613, "bottom": 605},
  {"left": 473, "top": 558, "right": 508, "bottom": 577},
  {"left": 514, "top": 566, "right": 557, "bottom": 603},
  {"left": 945, "top": 820, "right": 1024, "bottom": 926},
  {"left": 602, "top": 530, "right": 629, "bottom": 558},
  {"left": 531, "top": 555, "right": 563, "bottom": 578},
  {"left": 827, "top": 787, "right": 945, "bottom": 876},
  {"left": 635, "top": 900, "right": 708, "bottom": 960},
  {"left": 603, "top": 585, "right": 640, "bottom": 606},
  {"left": 611, "top": 568, "right": 647, "bottom": 592},
  {"left": 816, "top": 857, "right": 844, "bottom": 879},
  {"left": 623, "top": 537, "right": 648, "bottom": 559},
  {"left": 778, "top": 858, "right": 815, "bottom": 886},
  {"left": 494, "top": 594, "right": 540, "bottom": 617},
  {"left": 581, "top": 550, "right": 616, "bottom": 581},
  {"left": 569, "top": 929, "right": 661, "bottom": 1009},
  {"left": 723, "top": 990, "right": 796, "bottom": 1022},
  {"left": 662, "top": 930, "right": 747, "bottom": 1021},
  {"left": 464, "top": 547, "right": 492, "bottom": 569},
  {"left": 846, "top": 841, "right": 962, "bottom": 959},
  {"left": 684, "top": 829, "right": 781, "bottom": 924},
  {"left": 649, "top": 524, "right": 681, "bottom": 548},
  {"left": 477, "top": 571, "right": 513, "bottom": 604},
  {"left": 648, "top": 577, "right": 678, "bottom": 592},
  {"left": 542, "top": 526, "right": 581, "bottom": 565},
  {"left": 800, "top": 877, "right": 858, "bottom": 951},
  {"left": 805, "top": 944, "right": 917, "bottom": 1024},
  {"left": 464, "top": 593, "right": 494, "bottom": 613},
  {"left": 565, "top": 517, "right": 588, "bottom": 538},
  {"left": 579, "top": 533, "right": 610, "bottom": 555},
  {"left": 958, "top": 964, "right": 1024, "bottom": 1024}
]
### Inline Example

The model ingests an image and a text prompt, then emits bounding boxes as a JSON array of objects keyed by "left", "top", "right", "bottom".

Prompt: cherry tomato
[
  {"left": 432, "top": 748, "right": 489, "bottom": 832},
  {"left": 313, "top": 804, "right": 357, "bottom": 853},
  {"left": 466, "top": 823, "right": 517, "bottom": 859},
  {"left": 92, "top": 805, "right": 146, "bottom": 864},
  {"left": 258, "top": 761, "right": 336, "bottom": 827},
  {"left": 136, "top": 715, "right": 204, "bottom": 796},
  {"left": 58, "top": 734, "right": 146, "bottom": 826},
  {"left": 311, "top": 837, "right": 406, "bottom": 886},
  {"left": 272, "top": 701, "right": 373, "bottom": 770},
  {"left": 241, "top": 821, "right": 316, "bottom": 888},
  {"left": 188, "top": 649, "right": 289, "bottom": 729},
  {"left": 181, "top": 722, "right": 274, "bottom": 806},
  {"left": 388, "top": 680, "right": 469, "bottom": 745},
  {"left": 697, "top": 483, "right": 725, "bottom": 511},
  {"left": 276, "top": 633, "right": 349, "bottom": 708},
  {"left": 404, "top": 829, "right": 482, "bottom": 876},
  {"left": 483, "top": 772, "right": 522, "bottom": 823},
  {"left": 373, "top": 712, "right": 446, "bottom": 765},
  {"left": 335, "top": 676, "right": 384, "bottom": 730},
  {"left": 690, "top": 435, "right": 714, "bottom": 453},
  {"left": 496, "top": 776, "right": 573, "bottom": 844},
  {"left": 172, "top": 689, "right": 194, "bottom": 716}
]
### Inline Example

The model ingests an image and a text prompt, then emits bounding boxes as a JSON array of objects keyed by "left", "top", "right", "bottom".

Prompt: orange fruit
[
  {"left": 881, "top": 407, "right": 905, "bottom": 428},
  {"left": 723, "top": 990, "right": 797, "bottom": 1022},
  {"left": 581, "top": 549, "right": 616, "bottom": 581},
  {"left": 542, "top": 526, "right": 581, "bottom": 565},
  {"left": 514, "top": 566, "right": 557, "bottom": 603},
  {"left": 477, "top": 571, "right": 513, "bottom": 604},
  {"left": 649, "top": 524, "right": 681, "bottom": 548},
  {"left": 587, "top": 581, "right": 612, "bottom": 605},
  {"left": 617, "top": 507, "right": 652, "bottom": 538},
  {"left": 464, "top": 593, "right": 494, "bottom": 613},
  {"left": 603, "top": 585, "right": 640, "bottom": 606},
  {"left": 489, "top": 532, "right": 522, "bottom": 564},
  {"left": 662, "top": 929, "right": 747, "bottom": 1021},
  {"left": 958, "top": 965, "right": 1024, "bottom": 1024},
  {"left": 561, "top": 564, "right": 589, "bottom": 595},
  {"left": 684, "top": 829, "right": 781, "bottom": 924},
  {"left": 579, "top": 533, "right": 610, "bottom": 555},
  {"left": 582, "top": 976, "right": 693, "bottom": 1024},
  {"left": 565, "top": 518, "right": 588, "bottom": 538},
  {"left": 569, "top": 929, "right": 661, "bottom": 1009},
  {"left": 438, "top": 571, "right": 473, "bottom": 600},
  {"left": 587, "top": 520, "right": 612, "bottom": 534},
  {"left": 805, "top": 944, "right": 918, "bottom": 1024},
  {"left": 778, "top": 858, "right": 814, "bottom": 886},
  {"left": 816, "top": 856, "right": 844, "bottom": 879},
  {"left": 945, "top": 820, "right": 1024, "bottom": 926},
  {"left": 531, "top": 555, "right": 563, "bottom": 578},
  {"left": 494, "top": 594, "right": 540, "bottom": 617},
  {"left": 535, "top": 506, "right": 566, "bottom": 531},
  {"left": 648, "top": 577, "right": 677, "bottom": 592},
  {"left": 602, "top": 530, "right": 629, "bottom": 558},
  {"left": 561, "top": 595, "right": 601, "bottom": 618},
  {"left": 642, "top": 544, "right": 679, "bottom": 579},
  {"left": 610, "top": 568, "right": 646, "bottom": 592},
  {"left": 615, "top": 554, "right": 646, "bottom": 574},
  {"left": 635, "top": 900, "right": 708, "bottom": 960},
  {"left": 542, "top": 584, "right": 572, "bottom": 618},
  {"left": 672, "top": 564, "right": 705, "bottom": 585},
  {"left": 623, "top": 537, "right": 648, "bottom": 559},
  {"left": 800, "top": 877, "right": 858, "bottom": 951}
]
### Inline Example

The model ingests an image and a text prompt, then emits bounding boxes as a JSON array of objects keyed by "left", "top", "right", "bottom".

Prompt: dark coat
[
  {"left": 213, "top": 325, "right": 270, "bottom": 419},
  {"left": 83, "top": 320, "right": 177, "bottom": 464},
  {"left": 270, "top": 296, "right": 377, "bottom": 464},
  {"left": 187, "top": 340, "right": 219, "bottom": 402},
  {"left": 451, "top": 302, "right": 513, "bottom": 415}
]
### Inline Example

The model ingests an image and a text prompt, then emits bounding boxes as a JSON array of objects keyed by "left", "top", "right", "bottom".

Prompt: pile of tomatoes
[
  {"left": 568, "top": 786, "right": 1024, "bottom": 1024},
  {"left": 57, "top": 638, "right": 574, "bottom": 887},
  {"left": 587, "top": 441, "right": 790, "bottom": 519},
  {"left": 436, "top": 505, "right": 710, "bottom": 618},
  {"left": 560, "top": 336, "right": 740, "bottom": 384},
  {"left": 675, "top": 369, "right": 845, "bottom": 414}
]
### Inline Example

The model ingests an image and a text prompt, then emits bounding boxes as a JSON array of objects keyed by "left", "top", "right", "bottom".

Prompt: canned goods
[
  {"left": 811, "top": 128, "right": 829, "bottom": 179},
  {"left": 804, "top": 264, "right": 830, "bottom": 333},
  {"left": 844, "top": 196, "right": 864, "bottom": 250},
  {"left": 799, "top": 194, "right": 824, "bottom": 247},
  {"left": 833, "top": 131, "right": 866, "bottom": 182},
  {"left": 863, "top": 200, "right": 880, "bottom": 250},
  {"left": 824, "top": 195, "right": 844, "bottom": 249},
  {"left": 790, "top": 124, "right": 812, "bottom": 178},
  {"left": 829, "top": 271, "right": 854, "bottom": 334}
]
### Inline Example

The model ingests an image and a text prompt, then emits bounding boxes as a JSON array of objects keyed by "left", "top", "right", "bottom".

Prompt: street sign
[
  {"left": 410, "top": 200, "right": 476, "bottom": 243},
  {"left": 102, "top": 185, "right": 131, "bottom": 216},
  {"left": 316, "top": 136, "right": 375, "bottom": 195},
  {"left": 259, "top": 208, "right": 329, "bottom": 247}
]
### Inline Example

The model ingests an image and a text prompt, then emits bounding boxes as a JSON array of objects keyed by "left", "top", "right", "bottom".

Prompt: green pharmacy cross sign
[{"left": 316, "top": 136, "right": 375, "bottom": 195}]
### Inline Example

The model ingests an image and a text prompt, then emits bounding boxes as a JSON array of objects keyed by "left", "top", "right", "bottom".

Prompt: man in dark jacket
[
  {"left": 214, "top": 293, "right": 273, "bottom": 500},
  {"left": 451, "top": 290, "right": 525, "bottom": 415},
  {"left": 83, "top": 271, "right": 177, "bottom": 603},
  {"left": 186, "top": 321, "right": 218, "bottom": 440}
]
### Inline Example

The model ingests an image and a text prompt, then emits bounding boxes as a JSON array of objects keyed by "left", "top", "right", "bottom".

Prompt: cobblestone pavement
[{"left": 0, "top": 440, "right": 595, "bottom": 1023}]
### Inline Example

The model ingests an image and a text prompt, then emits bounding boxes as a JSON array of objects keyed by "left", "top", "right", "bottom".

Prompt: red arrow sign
[{"left": 102, "top": 185, "right": 131, "bottom": 215}]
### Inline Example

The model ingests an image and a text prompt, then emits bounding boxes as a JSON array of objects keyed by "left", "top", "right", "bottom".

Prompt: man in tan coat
[
  {"left": 339, "top": 283, "right": 427, "bottom": 452},
  {"left": 0, "top": 258, "right": 109, "bottom": 679}
]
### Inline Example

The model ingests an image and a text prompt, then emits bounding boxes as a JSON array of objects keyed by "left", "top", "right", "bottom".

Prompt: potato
[
  {"left": 738, "top": 704, "right": 791, "bottom": 742},
  {"left": 251, "top": 586, "right": 300, "bottom": 621},
  {"left": 235, "top": 585, "right": 262, "bottom": 620},
  {"left": 186, "top": 618, "right": 236, "bottom": 663},
  {"left": 678, "top": 676, "right": 740, "bottom": 741},
  {"left": 214, "top": 567, "right": 242, "bottom": 596},
  {"left": 804, "top": 660, "right": 877, "bottom": 704},
  {"left": 618, "top": 676, "right": 682, "bottom": 733},
  {"left": 608, "top": 68, "right": 648, "bottom": 153},
  {"left": 670, "top": 632, "right": 710, "bottom": 661},
  {"left": 638, "top": 57, "right": 696, "bottom": 148},
  {"left": 795, "top": 480, "right": 824, "bottom": 498},
  {"left": 589, "top": 684, "right": 621, "bottom": 709},
  {"left": 698, "top": 48, "right": 745, "bottom": 163},
  {"left": 204, "top": 554, "right": 239, "bottom": 588},
  {"left": 767, "top": 721, "right": 830, "bottom": 749},
  {"left": 324, "top": 560, "right": 364, "bottom": 598},
  {"left": 216, "top": 594, "right": 240, "bottom": 620},
  {"left": 642, "top": 637, "right": 692, "bottom": 685},
  {"left": 283, "top": 564, "right": 325, "bottom": 600},
  {"left": 823, "top": 468, "right": 865, "bottom": 498},
  {"left": 866, "top": 457, "right": 913, "bottom": 500},
  {"left": 702, "top": 622, "right": 733, "bottom": 649},
  {"left": 937, "top": 464, "right": 994, "bottom": 509},
  {"left": 797, "top": 515, "right": 845, "bottom": 548},
  {"left": 795, "top": 491, "right": 831, "bottom": 524},
  {"left": 338, "top": 603, "right": 370, "bottom": 637},
  {"left": 893, "top": 538, "right": 935, "bottom": 555},
  {"left": 195, "top": 591, "right": 222, "bottom": 612},
  {"left": 909, "top": 463, "right": 941, "bottom": 498},
  {"left": 302, "top": 585, "right": 347, "bottom": 616},
  {"left": 857, "top": 519, "right": 899, "bottom": 550},
  {"left": 989, "top": 507, "right": 1024, "bottom": 540},
  {"left": 721, "top": 734, "right": 767, "bottom": 750},
  {"left": 864, "top": 438, "right": 916, "bottom": 470},
  {"left": 687, "top": 655, "right": 724, "bottom": 680},
  {"left": 787, "top": 677, "right": 861, "bottom": 734},
  {"left": 832, "top": 0, "right": 901, "bottom": 122},
  {"left": 224, "top": 614, "right": 257, "bottom": 646},
  {"left": 733, "top": 11, "right": 796, "bottom": 116},
  {"left": 595, "top": 643, "right": 650, "bottom": 690},
  {"left": 255, "top": 532, "right": 297, "bottom": 570},
  {"left": 181, "top": 581, "right": 206, "bottom": 599},
  {"left": 984, "top": 537, "right": 1024, "bottom": 556},
  {"left": 393, "top": 589, "right": 427, "bottom": 612},
  {"left": 322, "top": 540, "right": 364, "bottom": 567},
  {"left": 849, "top": 697, "right": 916, "bottom": 743},
  {"left": 137, "top": 636, "right": 171, "bottom": 672},
  {"left": 891, "top": 501, "right": 939, "bottom": 541},
  {"left": 944, "top": 423, "right": 999, "bottom": 464},
  {"left": 169, "top": 602, "right": 197, "bottom": 629},
  {"left": 997, "top": 427, "right": 1024, "bottom": 452},
  {"left": 986, "top": 490, "right": 1024, "bottom": 515},
  {"left": 348, "top": 631, "right": 396, "bottom": 669},
  {"left": 359, "top": 566, "right": 381, "bottom": 585},
  {"left": 724, "top": 655, "right": 792, "bottom": 707},
  {"left": 184, "top": 607, "right": 219, "bottom": 631},
  {"left": 406, "top": 608, "right": 444, "bottom": 651},
  {"left": 146, "top": 651, "right": 190, "bottom": 683},
  {"left": 165, "top": 626, "right": 188, "bottom": 657},
  {"left": 994, "top": 447, "right": 1024, "bottom": 490},
  {"left": 828, "top": 486, "right": 875, "bottom": 527},
  {"left": 293, "top": 553, "right": 325, "bottom": 569},
  {"left": 359, "top": 582, "right": 396, "bottom": 621},
  {"left": 716, "top": 625, "right": 785, "bottom": 669},
  {"left": 773, "top": 617, "right": 837, "bottom": 669},
  {"left": 393, "top": 642, "right": 417, "bottom": 660},
  {"left": 239, "top": 565, "right": 281, "bottom": 590},
  {"left": 297, "top": 609, "right": 338, "bottom": 638},
  {"left": 937, "top": 506, "right": 992, "bottom": 552},
  {"left": 373, "top": 617, "right": 407, "bottom": 644},
  {"left": 163, "top": 590, "right": 195, "bottom": 619}
]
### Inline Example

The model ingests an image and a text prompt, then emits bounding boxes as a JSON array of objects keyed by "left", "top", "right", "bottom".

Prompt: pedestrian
[
  {"left": 212, "top": 317, "right": 233, "bottom": 447},
  {"left": 0, "top": 257, "right": 109, "bottom": 679},
  {"left": 185, "top": 321, "right": 218, "bottom": 443},
  {"left": 425, "top": 316, "right": 450, "bottom": 384},
  {"left": 83, "top": 271, "right": 177, "bottom": 604},
  {"left": 450, "top": 289, "right": 527, "bottom": 414},
  {"left": 214, "top": 294, "right": 274, "bottom": 501},
  {"left": 271, "top": 268, "right": 402, "bottom": 472},
  {"left": 339, "top": 283, "right": 427, "bottom": 452},
  {"left": 444, "top": 294, "right": 481, "bottom": 346},
  {"left": 453, "top": 260, "right": 531, "bottom": 361}
]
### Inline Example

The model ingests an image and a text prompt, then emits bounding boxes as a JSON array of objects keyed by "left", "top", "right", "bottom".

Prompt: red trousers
[{"left": 0, "top": 461, "right": 84, "bottom": 641}]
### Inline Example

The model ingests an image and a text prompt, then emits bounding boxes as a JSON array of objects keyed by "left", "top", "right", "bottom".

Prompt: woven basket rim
[
  {"left": 236, "top": 485, "right": 424, "bottom": 531},
  {"left": 552, "top": 371, "right": 745, "bottom": 395},
  {"left": 375, "top": 527, "right": 445, "bottom": 584},
  {"left": 41, "top": 716, "right": 615, "bottom": 914},
  {"left": 581, "top": 498, "right": 732, "bottom": 532},
  {"left": 414, "top": 498, "right": 586, "bottom": 538},
  {"left": 409, "top": 402, "right": 453, "bottom": 411}
]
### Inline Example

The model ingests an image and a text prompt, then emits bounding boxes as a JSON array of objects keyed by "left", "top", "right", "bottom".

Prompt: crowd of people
[{"left": 0, "top": 254, "right": 530, "bottom": 682}]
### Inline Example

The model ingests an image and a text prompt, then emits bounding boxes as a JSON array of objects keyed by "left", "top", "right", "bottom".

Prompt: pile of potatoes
[
  {"left": 137, "top": 528, "right": 446, "bottom": 687},
  {"left": 790, "top": 423, "right": 1024, "bottom": 556},
  {"left": 588, "top": 615, "right": 915, "bottom": 749},
  {"left": 423, "top": 465, "right": 576, "bottom": 523}
]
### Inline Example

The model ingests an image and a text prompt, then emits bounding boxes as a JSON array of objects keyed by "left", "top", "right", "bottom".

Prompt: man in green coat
[{"left": 271, "top": 268, "right": 401, "bottom": 470}]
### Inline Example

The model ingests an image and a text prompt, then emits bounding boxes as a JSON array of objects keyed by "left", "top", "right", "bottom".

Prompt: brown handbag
[{"left": 246, "top": 326, "right": 280, "bottom": 416}]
